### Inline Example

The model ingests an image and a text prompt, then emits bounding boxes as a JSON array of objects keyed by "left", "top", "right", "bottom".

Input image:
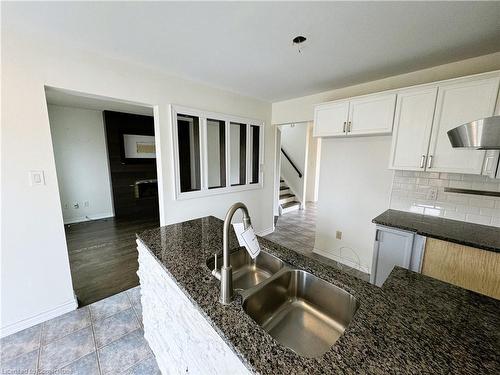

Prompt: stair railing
[{"left": 280, "top": 148, "right": 303, "bottom": 178}]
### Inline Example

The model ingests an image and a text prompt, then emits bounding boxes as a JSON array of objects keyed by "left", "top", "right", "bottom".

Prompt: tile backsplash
[{"left": 390, "top": 171, "right": 500, "bottom": 228}]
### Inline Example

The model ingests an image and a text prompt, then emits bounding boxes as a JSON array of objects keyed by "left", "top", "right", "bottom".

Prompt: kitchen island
[{"left": 137, "top": 216, "right": 499, "bottom": 374}]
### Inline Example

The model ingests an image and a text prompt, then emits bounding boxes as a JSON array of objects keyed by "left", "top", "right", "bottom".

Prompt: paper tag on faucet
[
  {"left": 233, "top": 223, "right": 261, "bottom": 259},
  {"left": 232, "top": 223, "right": 246, "bottom": 247},
  {"left": 241, "top": 225, "right": 261, "bottom": 259}
]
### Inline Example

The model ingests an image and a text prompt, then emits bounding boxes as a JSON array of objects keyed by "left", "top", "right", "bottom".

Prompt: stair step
[
  {"left": 279, "top": 193, "right": 296, "bottom": 204},
  {"left": 281, "top": 201, "right": 300, "bottom": 214}
]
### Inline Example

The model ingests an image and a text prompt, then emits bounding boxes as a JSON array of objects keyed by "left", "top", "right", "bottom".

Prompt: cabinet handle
[
  {"left": 427, "top": 155, "right": 433, "bottom": 169},
  {"left": 419, "top": 155, "right": 426, "bottom": 169},
  {"left": 343, "top": 121, "right": 347, "bottom": 133},
  {"left": 348, "top": 121, "right": 352, "bottom": 132}
]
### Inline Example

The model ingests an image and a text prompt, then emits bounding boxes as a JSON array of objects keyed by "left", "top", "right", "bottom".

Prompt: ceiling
[
  {"left": 45, "top": 87, "right": 153, "bottom": 116},
  {"left": 3, "top": 2, "right": 500, "bottom": 101}
]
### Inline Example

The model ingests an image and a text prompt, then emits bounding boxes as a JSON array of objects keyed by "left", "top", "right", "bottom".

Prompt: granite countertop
[
  {"left": 373, "top": 209, "right": 500, "bottom": 253},
  {"left": 137, "top": 216, "right": 500, "bottom": 374}
]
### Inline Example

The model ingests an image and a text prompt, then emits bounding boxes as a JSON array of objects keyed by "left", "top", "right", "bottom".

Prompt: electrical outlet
[
  {"left": 84, "top": 201, "right": 90, "bottom": 208},
  {"left": 73, "top": 203, "right": 80, "bottom": 209},
  {"left": 336, "top": 231, "right": 342, "bottom": 240},
  {"left": 427, "top": 187, "right": 438, "bottom": 201}
]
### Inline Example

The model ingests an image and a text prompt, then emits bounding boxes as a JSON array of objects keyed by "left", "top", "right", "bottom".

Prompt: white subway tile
[
  {"left": 455, "top": 205, "right": 480, "bottom": 214},
  {"left": 491, "top": 217, "right": 500, "bottom": 228},
  {"left": 469, "top": 197, "right": 495, "bottom": 208},
  {"left": 415, "top": 178, "right": 429, "bottom": 185},
  {"left": 402, "top": 171, "right": 417, "bottom": 177},
  {"left": 443, "top": 210, "right": 467, "bottom": 221},
  {"left": 479, "top": 207, "right": 500, "bottom": 218},
  {"left": 393, "top": 170, "right": 500, "bottom": 226},
  {"left": 434, "top": 201, "right": 457, "bottom": 210},
  {"left": 449, "top": 180, "right": 472, "bottom": 189},
  {"left": 465, "top": 213, "right": 492, "bottom": 225},
  {"left": 462, "top": 174, "right": 487, "bottom": 182},
  {"left": 428, "top": 179, "right": 449, "bottom": 187},
  {"left": 450, "top": 173, "right": 463, "bottom": 181},
  {"left": 446, "top": 194, "right": 470, "bottom": 204},
  {"left": 483, "top": 182, "right": 500, "bottom": 191}
]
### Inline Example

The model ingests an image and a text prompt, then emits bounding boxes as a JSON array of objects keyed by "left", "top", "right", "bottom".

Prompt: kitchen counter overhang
[{"left": 137, "top": 216, "right": 500, "bottom": 374}]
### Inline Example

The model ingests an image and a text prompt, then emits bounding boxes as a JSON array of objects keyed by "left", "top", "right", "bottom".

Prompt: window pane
[
  {"left": 177, "top": 114, "right": 201, "bottom": 192},
  {"left": 207, "top": 119, "right": 226, "bottom": 189},
  {"left": 230, "top": 122, "right": 247, "bottom": 186},
  {"left": 249, "top": 125, "right": 260, "bottom": 184}
]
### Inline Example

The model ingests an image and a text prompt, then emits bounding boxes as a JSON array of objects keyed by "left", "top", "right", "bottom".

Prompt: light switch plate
[{"left": 29, "top": 170, "right": 45, "bottom": 186}]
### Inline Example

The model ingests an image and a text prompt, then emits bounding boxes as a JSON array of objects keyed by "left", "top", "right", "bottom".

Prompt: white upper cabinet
[
  {"left": 427, "top": 76, "right": 500, "bottom": 174},
  {"left": 389, "top": 87, "right": 438, "bottom": 170},
  {"left": 348, "top": 93, "right": 396, "bottom": 135},
  {"left": 313, "top": 100, "right": 349, "bottom": 137},
  {"left": 313, "top": 93, "right": 395, "bottom": 137}
]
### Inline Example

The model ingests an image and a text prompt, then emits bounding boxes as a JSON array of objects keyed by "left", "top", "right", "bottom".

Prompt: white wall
[
  {"left": 280, "top": 123, "right": 308, "bottom": 204},
  {"left": 313, "top": 137, "right": 394, "bottom": 273},
  {"left": 305, "top": 124, "right": 320, "bottom": 203},
  {"left": 1, "top": 31, "right": 273, "bottom": 336},
  {"left": 48, "top": 105, "right": 114, "bottom": 224}
]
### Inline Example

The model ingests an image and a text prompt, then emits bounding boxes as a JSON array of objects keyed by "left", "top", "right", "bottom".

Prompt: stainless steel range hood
[{"left": 447, "top": 116, "right": 500, "bottom": 150}]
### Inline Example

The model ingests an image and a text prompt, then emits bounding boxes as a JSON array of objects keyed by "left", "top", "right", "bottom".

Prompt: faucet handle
[{"left": 212, "top": 253, "right": 221, "bottom": 280}]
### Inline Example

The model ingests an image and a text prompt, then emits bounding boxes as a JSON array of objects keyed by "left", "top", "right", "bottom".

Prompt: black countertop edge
[{"left": 373, "top": 209, "right": 500, "bottom": 253}]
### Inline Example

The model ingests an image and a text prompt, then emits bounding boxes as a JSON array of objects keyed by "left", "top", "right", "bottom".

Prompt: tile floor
[
  {"left": 265, "top": 203, "right": 370, "bottom": 281},
  {"left": 0, "top": 286, "right": 160, "bottom": 375}
]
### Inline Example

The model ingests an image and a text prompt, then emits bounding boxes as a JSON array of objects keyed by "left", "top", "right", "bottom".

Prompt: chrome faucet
[{"left": 212, "top": 202, "right": 252, "bottom": 304}]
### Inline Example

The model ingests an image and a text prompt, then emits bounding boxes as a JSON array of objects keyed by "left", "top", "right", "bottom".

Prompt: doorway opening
[
  {"left": 267, "top": 122, "right": 321, "bottom": 256},
  {"left": 45, "top": 87, "right": 160, "bottom": 306}
]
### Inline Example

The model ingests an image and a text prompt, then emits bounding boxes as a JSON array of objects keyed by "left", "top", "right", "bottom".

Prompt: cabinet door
[
  {"left": 389, "top": 87, "right": 438, "bottom": 170},
  {"left": 371, "top": 226, "right": 414, "bottom": 287},
  {"left": 313, "top": 101, "right": 349, "bottom": 137},
  {"left": 347, "top": 93, "right": 396, "bottom": 136},
  {"left": 427, "top": 76, "right": 500, "bottom": 174}
]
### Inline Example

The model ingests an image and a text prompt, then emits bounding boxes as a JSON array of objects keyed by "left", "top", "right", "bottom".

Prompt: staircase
[{"left": 279, "top": 179, "right": 300, "bottom": 214}]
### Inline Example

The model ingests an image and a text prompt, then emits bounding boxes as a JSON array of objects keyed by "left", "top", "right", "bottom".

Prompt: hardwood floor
[{"left": 65, "top": 216, "right": 159, "bottom": 306}]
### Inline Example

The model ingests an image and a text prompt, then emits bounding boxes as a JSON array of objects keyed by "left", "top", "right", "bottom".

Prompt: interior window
[
  {"left": 249, "top": 125, "right": 260, "bottom": 184},
  {"left": 207, "top": 119, "right": 226, "bottom": 189},
  {"left": 177, "top": 114, "right": 201, "bottom": 192},
  {"left": 230, "top": 122, "right": 247, "bottom": 186}
]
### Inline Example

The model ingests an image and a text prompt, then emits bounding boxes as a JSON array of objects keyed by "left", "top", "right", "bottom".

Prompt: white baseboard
[
  {"left": 1, "top": 296, "right": 78, "bottom": 338},
  {"left": 313, "top": 247, "right": 370, "bottom": 274},
  {"left": 256, "top": 227, "right": 274, "bottom": 237},
  {"left": 64, "top": 212, "right": 114, "bottom": 225}
]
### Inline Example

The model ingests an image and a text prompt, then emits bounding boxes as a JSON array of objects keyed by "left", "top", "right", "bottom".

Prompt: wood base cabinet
[{"left": 421, "top": 238, "right": 500, "bottom": 300}]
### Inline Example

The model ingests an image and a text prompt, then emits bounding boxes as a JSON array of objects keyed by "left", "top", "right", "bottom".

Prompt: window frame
[{"left": 171, "top": 105, "right": 264, "bottom": 200}]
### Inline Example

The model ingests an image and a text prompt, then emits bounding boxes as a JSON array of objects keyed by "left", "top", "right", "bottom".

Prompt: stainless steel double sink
[{"left": 206, "top": 248, "right": 359, "bottom": 358}]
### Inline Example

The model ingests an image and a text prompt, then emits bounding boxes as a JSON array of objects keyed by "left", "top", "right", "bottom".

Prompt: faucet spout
[{"left": 218, "top": 202, "right": 252, "bottom": 305}]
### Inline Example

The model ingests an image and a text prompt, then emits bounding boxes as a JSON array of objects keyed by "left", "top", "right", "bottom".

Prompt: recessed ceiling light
[{"left": 292, "top": 35, "right": 307, "bottom": 53}]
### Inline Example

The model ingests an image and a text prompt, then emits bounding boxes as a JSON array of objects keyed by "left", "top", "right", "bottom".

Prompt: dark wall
[{"left": 104, "top": 111, "right": 159, "bottom": 219}]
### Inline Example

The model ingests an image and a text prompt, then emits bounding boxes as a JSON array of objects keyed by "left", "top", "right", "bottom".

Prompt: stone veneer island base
[{"left": 137, "top": 239, "right": 250, "bottom": 374}]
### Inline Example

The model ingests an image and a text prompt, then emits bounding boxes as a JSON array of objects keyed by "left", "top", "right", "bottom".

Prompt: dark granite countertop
[
  {"left": 137, "top": 216, "right": 500, "bottom": 374},
  {"left": 373, "top": 209, "right": 500, "bottom": 253}
]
